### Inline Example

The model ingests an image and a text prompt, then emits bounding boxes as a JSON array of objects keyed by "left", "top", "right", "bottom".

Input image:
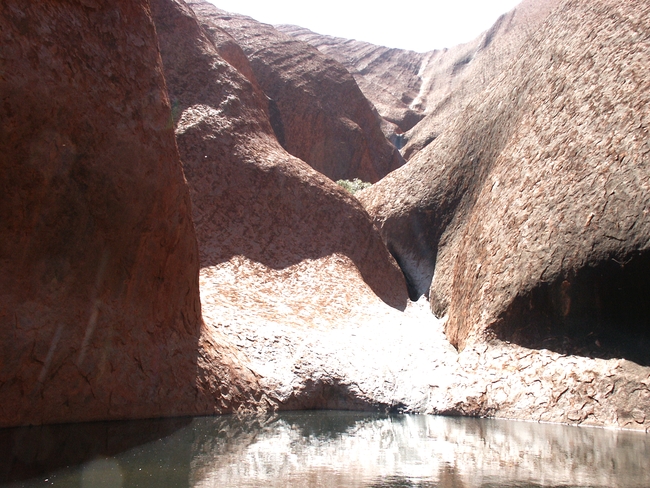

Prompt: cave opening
[{"left": 492, "top": 251, "right": 650, "bottom": 366}]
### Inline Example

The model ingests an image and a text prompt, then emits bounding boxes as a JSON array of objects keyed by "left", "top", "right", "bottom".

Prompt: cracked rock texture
[
  {"left": 361, "top": 0, "right": 650, "bottom": 363},
  {"left": 2, "top": 0, "right": 649, "bottom": 435},
  {"left": 151, "top": 0, "right": 410, "bottom": 401},
  {"left": 0, "top": 0, "right": 254, "bottom": 427},
  {"left": 215, "top": 297, "right": 650, "bottom": 432},
  {"left": 186, "top": 0, "right": 404, "bottom": 183},
  {"left": 280, "top": 0, "right": 561, "bottom": 159}
]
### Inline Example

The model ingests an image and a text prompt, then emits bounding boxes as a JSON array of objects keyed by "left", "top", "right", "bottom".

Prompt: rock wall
[
  {"left": 277, "top": 25, "right": 425, "bottom": 135},
  {"left": 281, "top": 0, "right": 561, "bottom": 160},
  {"left": 0, "top": 0, "right": 262, "bottom": 427},
  {"left": 2, "top": 0, "right": 648, "bottom": 435},
  {"left": 151, "top": 0, "right": 409, "bottom": 381},
  {"left": 0, "top": 0, "right": 409, "bottom": 429},
  {"left": 399, "top": 0, "right": 562, "bottom": 160},
  {"left": 361, "top": 0, "right": 650, "bottom": 359},
  {"left": 186, "top": 0, "right": 404, "bottom": 183}
]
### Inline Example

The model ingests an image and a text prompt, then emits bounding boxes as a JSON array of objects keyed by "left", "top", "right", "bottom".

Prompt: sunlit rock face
[
  {"left": 280, "top": 0, "right": 561, "bottom": 159},
  {"left": 276, "top": 25, "right": 426, "bottom": 135},
  {"left": 360, "top": 0, "right": 650, "bottom": 365},
  {"left": 151, "top": 0, "right": 409, "bottom": 411},
  {"left": 218, "top": 297, "right": 650, "bottom": 431},
  {"left": 185, "top": 0, "right": 404, "bottom": 183},
  {"left": 0, "top": 0, "right": 210, "bottom": 426}
]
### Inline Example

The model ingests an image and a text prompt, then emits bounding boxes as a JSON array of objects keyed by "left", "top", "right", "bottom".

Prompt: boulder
[
  {"left": 361, "top": 0, "right": 650, "bottom": 365},
  {"left": 0, "top": 0, "right": 247, "bottom": 426},
  {"left": 185, "top": 0, "right": 404, "bottom": 183}
]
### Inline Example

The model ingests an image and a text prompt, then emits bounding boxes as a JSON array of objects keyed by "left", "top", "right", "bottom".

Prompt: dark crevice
[
  {"left": 386, "top": 237, "right": 435, "bottom": 301},
  {"left": 492, "top": 251, "right": 650, "bottom": 366},
  {"left": 267, "top": 97, "right": 285, "bottom": 147}
]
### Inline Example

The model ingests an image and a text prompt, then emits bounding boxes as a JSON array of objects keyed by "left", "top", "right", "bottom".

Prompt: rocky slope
[
  {"left": 218, "top": 298, "right": 650, "bottom": 431},
  {"left": 151, "top": 0, "right": 409, "bottom": 391},
  {"left": 277, "top": 25, "right": 425, "bottom": 135},
  {"left": 0, "top": 0, "right": 260, "bottom": 426},
  {"left": 361, "top": 0, "right": 650, "bottom": 364},
  {"left": 187, "top": 0, "right": 404, "bottom": 183},
  {"left": 280, "top": 0, "right": 562, "bottom": 159}
]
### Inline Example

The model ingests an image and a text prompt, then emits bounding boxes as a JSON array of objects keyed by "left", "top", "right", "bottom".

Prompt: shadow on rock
[{"left": 492, "top": 251, "right": 650, "bottom": 366}]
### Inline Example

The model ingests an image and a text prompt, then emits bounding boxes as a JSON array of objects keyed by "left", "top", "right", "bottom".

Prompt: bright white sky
[{"left": 206, "top": 0, "right": 523, "bottom": 52}]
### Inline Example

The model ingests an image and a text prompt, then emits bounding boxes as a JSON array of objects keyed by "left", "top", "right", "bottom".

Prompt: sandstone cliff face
[
  {"left": 151, "top": 0, "right": 409, "bottom": 373},
  {"left": 400, "top": 0, "right": 563, "bottom": 160},
  {"left": 186, "top": 0, "right": 404, "bottom": 183},
  {"left": 361, "top": 0, "right": 650, "bottom": 363},
  {"left": 0, "top": 0, "right": 216, "bottom": 426},
  {"left": 3, "top": 0, "right": 649, "bottom": 435},
  {"left": 281, "top": 0, "right": 562, "bottom": 160},
  {"left": 277, "top": 25, "right": 425, "bottom": 135}
]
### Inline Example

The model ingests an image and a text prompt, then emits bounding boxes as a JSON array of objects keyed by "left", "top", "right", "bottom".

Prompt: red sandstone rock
[
  {"left": 361, "top": 0, "right": 650, "bottom": 360},
  {"left": 281, "top": 0, "right": 561, "bottom": 160},
  {"left": 186, "top": 0, "right": 404, "bottom": 183},
  {"left": 0, "top": 0, "right": 258, "bottom": 427},
  {"left": 276, "top": 25, "right": 426, "bottom": 134},
  {"left": 400, "top": 0, "right": 562, "bottom": 160},
  {"left": 151, "top": 0, "right": 409, "bottom": 323}
]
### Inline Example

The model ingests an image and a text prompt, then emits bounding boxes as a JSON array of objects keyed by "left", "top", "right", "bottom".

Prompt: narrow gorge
[{"left": 1, "top": 0, "right": 649, "bottom": 449}]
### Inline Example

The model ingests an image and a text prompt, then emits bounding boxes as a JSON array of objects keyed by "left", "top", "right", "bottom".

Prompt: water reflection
[{"left": 1, "top": 412, "right": 648, "bottom": 487}]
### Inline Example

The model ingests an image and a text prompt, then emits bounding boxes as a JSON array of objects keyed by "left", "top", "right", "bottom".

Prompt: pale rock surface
[{"left": 211, "top": 296, "right": 650, "bottom": 432}]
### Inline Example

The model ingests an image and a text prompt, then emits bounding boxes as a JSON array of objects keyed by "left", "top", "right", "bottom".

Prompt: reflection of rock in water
[
  {"left": 189, "top": 413, "right": 650, "bottom": 488},
  {"left": 0, "top": 417, "right": 192, "bottom": 484}
]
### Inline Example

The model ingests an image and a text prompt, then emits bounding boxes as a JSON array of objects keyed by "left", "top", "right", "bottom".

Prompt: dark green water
[{"left": 1, "top": 412, "right": 648, "bottom": 487}]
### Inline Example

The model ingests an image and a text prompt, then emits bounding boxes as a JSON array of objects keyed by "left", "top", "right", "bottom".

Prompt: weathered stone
[
  {"left": 277, "top": 25, "right": 426, "bottom": 134},
  {"left": 151, "top": 0, "right": 409, "bottom": 340},
  {"left": 281, "top": 0, "right": 561, "bottom": 159},
  {"left": 400, "top": 0, "right": 562, "bottom": 160},
  {"left": 3, "top": 0, "right": 649, "bottom": 436},
  {"left": 360, "top": 0, "right": 650, "bottom": 367},
  {"left": 211, "top": 297, "right": 650, "bottom": 432},
  {"left": 0, "top": 0, "right": 208, "bottom": 426},
  {"left": 186, "top": 0, "right": 404, "bottom": 183}
]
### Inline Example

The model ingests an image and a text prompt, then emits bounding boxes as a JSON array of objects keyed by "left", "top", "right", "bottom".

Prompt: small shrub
[{"left": 336, "top": 178, "right": 372, "bottom": 195}]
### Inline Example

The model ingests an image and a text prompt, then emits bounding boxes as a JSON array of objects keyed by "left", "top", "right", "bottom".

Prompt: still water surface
[{"left": 1, "top": 412, "right": 649, "bottom": 487}]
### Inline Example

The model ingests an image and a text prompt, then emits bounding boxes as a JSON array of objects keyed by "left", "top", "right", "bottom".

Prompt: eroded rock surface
[
  {"left": 2, "top": 0, "right": 649, "bottom": 436},
  {"left": 399, "top": 0, "right": 562, "bottom": 160},
  {"left": 277, "top": 25, "right": 426, "bottom": 135},
  {"left": 0, "top": 0, "right": 259, "bottom": 426},
  {"left": 281, "top": 0, "right": 561, "bottom": 159},
  {"left": 361, "top": 0, "right": 650, "bottom": 366},
  {"left": 151, "top": 0, "right": 409, "bottom": 374},
  {"left": 186, "top": 0, "right": 404, "bottom": 183},
  {"left": 216, "top": 297, "right": 650, "bottom": 431}
]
